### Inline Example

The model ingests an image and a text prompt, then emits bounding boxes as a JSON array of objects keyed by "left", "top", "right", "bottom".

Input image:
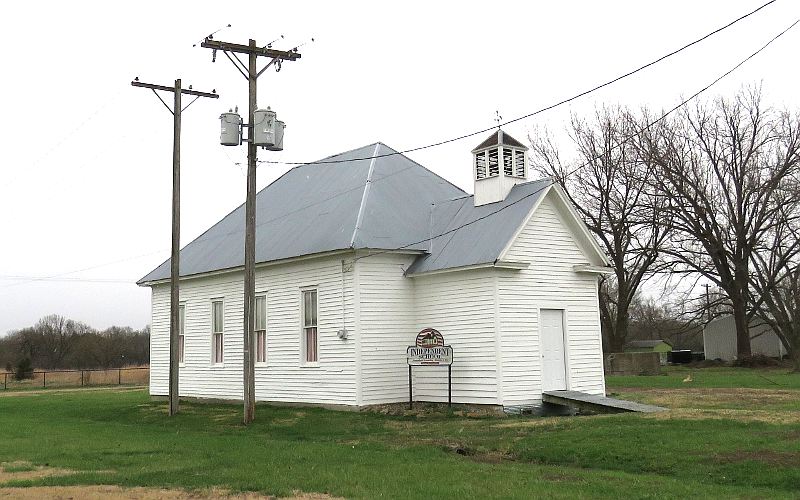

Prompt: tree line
[
  {"left": 1, "top": 314, "right": 149, "bottom": 374},
  {"left": 531, "top": 87, "right": 800, "bottom": 370}
]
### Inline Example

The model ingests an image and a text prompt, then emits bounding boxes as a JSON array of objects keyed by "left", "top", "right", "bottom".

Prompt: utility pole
[
  {"left": 131, "top": 78, "right": 219, "bottom": 416},
  {"left": 703, "top": 283, "right": 711, "bottom": 322},
  {"left": 201, "top": 37, "right": 301, "bottom": 424}
]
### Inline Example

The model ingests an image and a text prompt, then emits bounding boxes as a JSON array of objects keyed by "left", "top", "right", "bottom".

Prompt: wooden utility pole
[
  {"left": 201, "top": 37, "right": 301, "bottom": 424},
  {"left": 131, "top": 78, "right": 219, "bottom": 416}
]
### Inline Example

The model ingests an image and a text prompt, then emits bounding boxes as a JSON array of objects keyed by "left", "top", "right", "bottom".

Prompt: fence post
[
  {"left": 118, "top": 368, "right": 122, "bottom": 385},
  {"left": 43, "top": 372, "right": 46, "bottom": 388},
  {"left": 3, "top": 372, "right": 6, "bottom": 390},
  {"left": 80, "top": 370, "right": 84, "bottom": 387}
]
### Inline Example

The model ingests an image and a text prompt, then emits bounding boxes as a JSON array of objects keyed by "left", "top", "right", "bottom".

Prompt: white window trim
[
  {"left": 300, "top": 286, "right": 319, "bottom": 367},
  {"left": 178, "top": 302, "right": 186, "bottom": 367},
  {"left": 255, "top": 292, "right": 268, "bottom": 367},
  {"left": 211, "top": 298, "right": 225, "bottom": 367}
]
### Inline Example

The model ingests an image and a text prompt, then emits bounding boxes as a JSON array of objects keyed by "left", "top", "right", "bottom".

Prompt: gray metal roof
[
  {"left": 472, "top": 129, "right": 528, "bottom": 152},
  {"left": 405, "top": 179, "right": 551, "bottom": 275},
  {"left": 138, "top": 143, "right": 465, "bottom": 284}
]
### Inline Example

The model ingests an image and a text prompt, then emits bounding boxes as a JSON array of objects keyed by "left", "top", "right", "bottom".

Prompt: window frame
[
  {"left": 211, "top": 299, "right": 224, "bottom": 366},
  {"left": 301, "top": 287, "right": 319, "bottom": 365},
  {"left": 255, "top": 293, "right": 267, "bottom": 365}
]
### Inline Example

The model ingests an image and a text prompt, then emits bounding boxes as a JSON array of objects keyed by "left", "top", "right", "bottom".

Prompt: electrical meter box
[
  {"left": 264, "top": 120, "right": 284, "bottom": 151},
  {"left": 253, "top": 108, "right": 277, "bottom": 147},
  {"left": 220, "top": 111, "right": 242, "bottom": 146}
]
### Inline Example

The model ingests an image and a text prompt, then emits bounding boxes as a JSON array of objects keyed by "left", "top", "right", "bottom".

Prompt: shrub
[{"left": 14, "top": 358, "right": 33, "bottom": 380}]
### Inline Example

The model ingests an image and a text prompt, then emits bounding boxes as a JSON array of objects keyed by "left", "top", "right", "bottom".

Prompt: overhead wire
[
  {"left": 183, "top": 6, "right": 796, "bottom": 254},
  {"left": 256, "top": 0, "right": 779, "bottom": 167},
  {"left": 0, "top": 250, "right": 168, "bottom": 289},
  {"left": 351, "top": 16, "right": 800, "bottom": 265},
  {"left": 7, "top": 3, "right": 789, "bottom": 285},
  {"left": 1, "top": 89, "right": 125, "bottom": 189}
]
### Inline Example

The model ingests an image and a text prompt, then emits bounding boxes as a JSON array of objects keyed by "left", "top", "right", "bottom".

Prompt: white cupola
[{"left": 472, "top": 129, "right": 528, "bottom": 206}]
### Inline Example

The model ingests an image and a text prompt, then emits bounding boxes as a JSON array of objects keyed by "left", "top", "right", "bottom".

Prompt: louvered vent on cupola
[{"left": 472, "top": 129, "right": 529, "bottom": 206}]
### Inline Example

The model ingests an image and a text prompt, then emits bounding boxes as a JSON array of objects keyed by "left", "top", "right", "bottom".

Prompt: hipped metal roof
[{"left": 138, "top": 140, "right": 551, "bottom": 285}]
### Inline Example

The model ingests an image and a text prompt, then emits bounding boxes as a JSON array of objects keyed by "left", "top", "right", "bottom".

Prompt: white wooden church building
[{"left": 139, "top": 130, "right": 610, "bottom": 412}]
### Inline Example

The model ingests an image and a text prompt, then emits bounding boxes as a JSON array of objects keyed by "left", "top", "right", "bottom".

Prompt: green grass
[
  {"left": 0, "top": 371, "right": 799, "bottom": 499},
  {"left": 606, "top": 365, "right": 800, "bottom": 389}
]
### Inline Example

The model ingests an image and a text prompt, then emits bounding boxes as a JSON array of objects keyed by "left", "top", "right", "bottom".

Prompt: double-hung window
[
  {"left": 212, "top": 300, "right": 224, "bottom": 364},
  {"left": 302, "top": 289, "right": 318, "bottom": 363},
  {"left": 178, "top": 304, "right": 185, "bottom": 365},
  {"left": 255, "top": 294, "right": 267, "bottom": 363}
]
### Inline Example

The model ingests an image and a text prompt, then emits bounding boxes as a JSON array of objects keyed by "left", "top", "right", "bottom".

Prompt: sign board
[{"left": 407, "top": 328, "right": 453, "bottom": 366}]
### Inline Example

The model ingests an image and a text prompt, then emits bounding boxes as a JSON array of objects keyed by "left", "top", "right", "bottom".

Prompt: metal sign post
[{"left": 406, "top": 328, "right": 454, "bottom": 409}]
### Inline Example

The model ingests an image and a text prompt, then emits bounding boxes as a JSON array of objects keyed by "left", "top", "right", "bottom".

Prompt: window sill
[
  {"left": 179, "top": 363, "right": 186, "bottom": 368},
  {"left": 255, "top": 362, "right": 268, "bottom": 369},
  {"left": 210, "top": 364, "right": 225, "bottom": 369},
  {"left": 300, "top": 362, "right": 320, "bottom": 368}
]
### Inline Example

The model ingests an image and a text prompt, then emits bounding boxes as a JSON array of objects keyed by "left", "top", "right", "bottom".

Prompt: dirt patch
[
  {"left": 615, "top": 387, "right": 798, "bottom": 410},
  {"left": 784, "top": 429, "right": 800, "bottom": 440},
  {"left": 0, "top": 486, "right": 341, "bottom": 499},
  {"left": 0, "top": 386, "right": 144, "bottom": 398},
  {"left": 364, "top": 402, "right": 504, "bottom": 418},
  {"left": 272, "top": 412, "right": 306, "bottom": 426},
  {"left": 713, "top": 450, "right": 800, "bottom": 467},
  {"left": 0, "top": 462, "right": 77, "bottom": 484},
  {"left": 643, "top": 408, "right": 800, "bottom": 425},
  {"left": 493, "top": 418, "right": 569, "bottom": 429}
]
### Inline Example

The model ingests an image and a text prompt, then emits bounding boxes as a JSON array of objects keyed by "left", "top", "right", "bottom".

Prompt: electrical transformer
[
  {"left": 219, "top": 111, "right": 242, "bottom": 146},
  {"left": 253, "top": 108, "right": 277, "bottom": 147},
  {"left": 265, "top": 120, "right": 284, "bottom": 151}
]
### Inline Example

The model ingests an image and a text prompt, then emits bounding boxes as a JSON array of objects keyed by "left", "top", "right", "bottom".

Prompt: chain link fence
[{"left": 2, "top": 367, "right": 148, "bottom": 390}]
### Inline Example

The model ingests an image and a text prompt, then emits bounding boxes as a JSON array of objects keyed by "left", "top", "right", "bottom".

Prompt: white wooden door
[{"left": 540, "top": 309, "right": 567, "bottom": 391}]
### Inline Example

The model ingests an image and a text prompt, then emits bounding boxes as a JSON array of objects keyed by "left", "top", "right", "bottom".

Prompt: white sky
[{"left": 1, "top": 0, "right": 798, "bottom": 335}]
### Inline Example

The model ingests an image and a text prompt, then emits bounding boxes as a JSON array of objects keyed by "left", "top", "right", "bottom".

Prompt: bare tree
[
  {"left": 530, "top": 107, "right": 668, "bottom": 352},
  {"left": 749, "top": 197, "right": 800, "bottom": 370},
  {"left": 643, "top": 88, "right": 800, "bottom": 358}
]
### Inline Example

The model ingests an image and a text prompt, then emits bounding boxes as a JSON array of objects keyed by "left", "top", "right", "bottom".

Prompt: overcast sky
[{"left": 1, "top": 0, "right": 798, "bottom": 335}]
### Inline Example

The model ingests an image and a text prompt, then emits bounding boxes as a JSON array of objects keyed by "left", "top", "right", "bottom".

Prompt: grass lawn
[
  {"left": 0, "top": 369, "right": 798, "bottom": 499},
  {"left": 606, "top": 365, "right": 800, "bottom": 389}
]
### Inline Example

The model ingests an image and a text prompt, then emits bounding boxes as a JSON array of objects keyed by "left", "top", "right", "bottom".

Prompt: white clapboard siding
[
  {"left": 357, "top": 253, "right": 417, "bottom": 405},
  {"left": 413, "top": 269, "right": 499, "bottom": 405},
  {"left": 500, "top": 193, "right": 605, "bottom": 408},
  {"left": 150, "top": 254, "right": 358, "bottom": 405},
  {"left": 149, "top": 192, "right": 606, "bottom": 411}
]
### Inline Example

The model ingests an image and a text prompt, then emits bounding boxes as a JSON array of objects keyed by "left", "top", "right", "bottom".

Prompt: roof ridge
[
  {"left": 349, "top": 143, "right": 382, "bottom": 248},
  {"left": 426, "top": 196, "right": 470, "bottom": 268},
  {"left": 376, "top": 143, "right": 467, "bottom": 197},
  {"left": 311, "top": 141, "right": 382, "bottom": 164}
]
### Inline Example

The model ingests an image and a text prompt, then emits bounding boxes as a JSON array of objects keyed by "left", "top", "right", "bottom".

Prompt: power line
[
  {"left": 8, "top": 6, "right": 791, "bottom": 288},
  {"left": 175, "top": 12, "right": 799, "bottom": 254},
  {"left": 0, "top": 250, "right": 167, "bottom": 289},
  {"left": 1, "top": 89, "right": 124, "bottom": 189},
  {"left": 352, "top": 16, "right": 800, "bottom": 265},
  {"left": 257, "top": 0, "right": 778, "bottom": 167},
  {"left": 0, "top": 276, "right": 134, "bottom": 284}
]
